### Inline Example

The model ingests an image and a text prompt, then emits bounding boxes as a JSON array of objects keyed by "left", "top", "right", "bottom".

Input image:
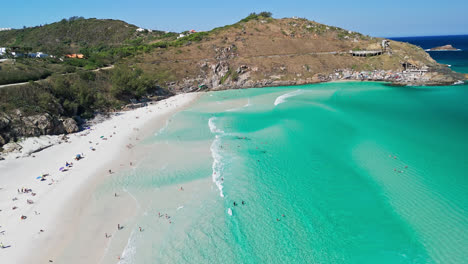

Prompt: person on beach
[
  {"left": 117, "top": 224, "right": 121, "bottom": 230},
  {"left": 139, "top": 227, "right": 142, "bottom": 232}
]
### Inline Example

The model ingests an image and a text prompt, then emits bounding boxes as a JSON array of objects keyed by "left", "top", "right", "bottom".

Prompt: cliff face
[
  {"left": 135, "top": 18, "right": 464, "bottom": 91},
  {"left": 0, "top": 111, "right": 78, "bottom": 147}
]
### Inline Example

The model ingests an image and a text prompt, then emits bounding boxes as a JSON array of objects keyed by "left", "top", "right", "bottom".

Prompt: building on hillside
[
  {"left": 0, "top": 28, "right": 12, "bottom": 31},
  {"left": 189, "top": 29, "right": 196, "bottom": 33},
  {"left": 0, "top": 47, "right": 6, "bottom": 55},
  {"left": 136, "top": 27, "right": 145, "bottom": 32},
  {"left": 65, "top": 54, "right": 84, "bottom": 59},
  {"left": 11, "top": 52, "right": 24, "bottom": 57},
  {"left": 26, "top": 52, "right": 49, "bottom": 58}
]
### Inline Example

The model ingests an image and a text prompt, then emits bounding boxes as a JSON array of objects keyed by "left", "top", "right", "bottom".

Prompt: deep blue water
[{"left": 390, "top": 35, "right": 468, "bottom": 73}]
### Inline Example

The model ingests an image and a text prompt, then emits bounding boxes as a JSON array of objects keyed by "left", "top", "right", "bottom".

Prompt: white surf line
[
  {"left": 208, "top": 117, "right": 225, "bottom": 197},
  {"left": 115, "top": 188, "right": 157, "bottom": 264},
  {"left": 154, "top": 119, "right": 170, "bottom": 136},
  {"left": 99, "top": 187, "right": 145, "bottom": 264},
  {"left": 117, "top": 229, "right": 138, "bottom": 264},
  {"left": 98, "top": 228, "right": 118, "bottom": 264},
  {"left": 274, "top": 90, "right": 304, "bottom": 106}
]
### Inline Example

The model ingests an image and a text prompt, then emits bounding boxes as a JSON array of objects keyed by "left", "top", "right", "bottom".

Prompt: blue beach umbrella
[{"left": 59, "top": 167, "right": 65, "bottom": 171}]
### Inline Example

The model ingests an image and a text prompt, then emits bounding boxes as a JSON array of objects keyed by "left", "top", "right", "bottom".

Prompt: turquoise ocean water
[
  {"left": 102, "top": 81, "right": 468, "bottom": 264},
  {"left": 98, "top": 36, "right": 468, "bottom": 263}
]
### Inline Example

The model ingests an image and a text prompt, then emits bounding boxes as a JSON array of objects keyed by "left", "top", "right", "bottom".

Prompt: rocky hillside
[
  {"left": 0, "top": 13, "right": 466, "bottom": 151},
  {"left": 132, "top": 15, "right": 464, "bottom": 91}
]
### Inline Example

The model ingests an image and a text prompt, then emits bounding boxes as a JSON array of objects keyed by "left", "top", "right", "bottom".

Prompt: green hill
[{"left": 0, "top": 17, "right": 168, "bottom": 55}]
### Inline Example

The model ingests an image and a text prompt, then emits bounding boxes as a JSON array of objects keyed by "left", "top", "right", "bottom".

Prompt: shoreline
[{"left": 0, "top": 92, "right": 200, "bottom": 264}]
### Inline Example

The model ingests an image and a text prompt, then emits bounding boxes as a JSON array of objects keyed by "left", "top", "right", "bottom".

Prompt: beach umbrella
[
  {"left": 36, "top": 176, "right": 42, "bottom": 179},
  {"left": 59, "top": 167, "right": 65, "bottom": 171}
]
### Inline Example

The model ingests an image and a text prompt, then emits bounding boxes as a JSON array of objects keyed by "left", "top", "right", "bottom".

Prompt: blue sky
[{"left": 1, "top": 0, "right": 467, "bottom": 37}]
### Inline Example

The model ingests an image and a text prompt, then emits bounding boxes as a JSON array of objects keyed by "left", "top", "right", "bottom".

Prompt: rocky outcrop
[
  {"left": 2, "top": 142, "right": 22, "bottom": 153},
  {"left": 429, "top": 45, "right": 459, "bottom": 51},
  {"left": 62, "top": 118, "right": 79, "bottom": 134},
  {"left": 0, "top": 111, "right": 79, "bottom": 149},
  {"left": 162, "top": 37, "right": 467, "bottom": 92}
]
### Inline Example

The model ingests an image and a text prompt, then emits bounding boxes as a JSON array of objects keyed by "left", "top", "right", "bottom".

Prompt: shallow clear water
[{"left": 99, "top": 80, "right": 468, "bottom": 263}]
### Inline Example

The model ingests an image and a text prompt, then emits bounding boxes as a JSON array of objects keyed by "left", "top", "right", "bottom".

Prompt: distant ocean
[
  {"left": 391, "top": 35, "right": 468, "bottom": 73},
  {"left": 97, "top": 36, "right": 468, "bottom": 263}
]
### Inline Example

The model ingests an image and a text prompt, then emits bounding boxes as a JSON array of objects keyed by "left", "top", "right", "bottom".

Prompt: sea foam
[
  {"left": 118, "top": 229, "right": 137, "bottom": 264},
  {"left": 208, "top": 117, "right": 225, "bottom": 197},
  {"left": 274, "top": 90, "right": 303, "bottom": 106}
]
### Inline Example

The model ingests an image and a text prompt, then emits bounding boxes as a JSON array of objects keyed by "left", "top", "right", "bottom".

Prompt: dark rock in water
[{"left": 62, "top": 118, "right": 79, "bottom": 134}]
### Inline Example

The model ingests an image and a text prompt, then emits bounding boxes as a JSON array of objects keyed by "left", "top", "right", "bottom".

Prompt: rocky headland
[{"left": 1, "top": 15, "right": 467, "bottom": 152}]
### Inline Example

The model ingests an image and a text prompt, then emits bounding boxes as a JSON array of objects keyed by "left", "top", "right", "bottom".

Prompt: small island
[{"left": 429, "top": 44, "right": 459, "bottom": 51}]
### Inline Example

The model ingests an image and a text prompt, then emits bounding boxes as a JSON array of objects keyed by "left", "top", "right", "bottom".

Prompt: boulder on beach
[
  {"left": 62, "top": 118, "right": 79, "bottom": 134},
  {"left": 2, "top": 142, "right": 22, "bottom": 153}
]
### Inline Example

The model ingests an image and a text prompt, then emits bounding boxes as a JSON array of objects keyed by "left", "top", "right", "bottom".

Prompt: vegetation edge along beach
[{"left": 1, "top": 13, "right": 467, "bottom": 152}]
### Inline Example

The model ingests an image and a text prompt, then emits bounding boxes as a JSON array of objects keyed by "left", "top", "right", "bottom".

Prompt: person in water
[
  {"left": 233, "top": 202, "right": 237, "bottom": 206},
  {"left": 241, "top": 201, "right": 245, "bottom": 205}
]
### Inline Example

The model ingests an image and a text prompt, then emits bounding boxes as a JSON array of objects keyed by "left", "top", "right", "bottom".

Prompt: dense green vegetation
[
  {"left": 0, "top": 17, "right": 139, "bottom": 54},
  {"left": 0, "top": 65, "right": 169, "bottom": 119},
  {"left": 0, "top": 13, "right": 279, "bottom": 86},
  {"left": 0, "top": 17, "right": 179, "bottom": 80},
  {"left": 239, "top": 12, "right": 273, "bottom": 23},
  {"left": 0, "top": 58, "right": 78, "bottom": 85}
]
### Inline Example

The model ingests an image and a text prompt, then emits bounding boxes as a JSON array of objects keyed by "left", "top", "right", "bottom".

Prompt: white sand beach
[{"left": 0, "top": 93, "right": 199, "bottom": 263}]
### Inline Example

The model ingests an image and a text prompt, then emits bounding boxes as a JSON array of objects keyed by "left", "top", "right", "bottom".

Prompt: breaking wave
[
  {"left": 274, "top": 90, "right": 303, "bottom": 106},
  {"left": 208, "top": 117, "right": 225, "bottom": 197}
]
